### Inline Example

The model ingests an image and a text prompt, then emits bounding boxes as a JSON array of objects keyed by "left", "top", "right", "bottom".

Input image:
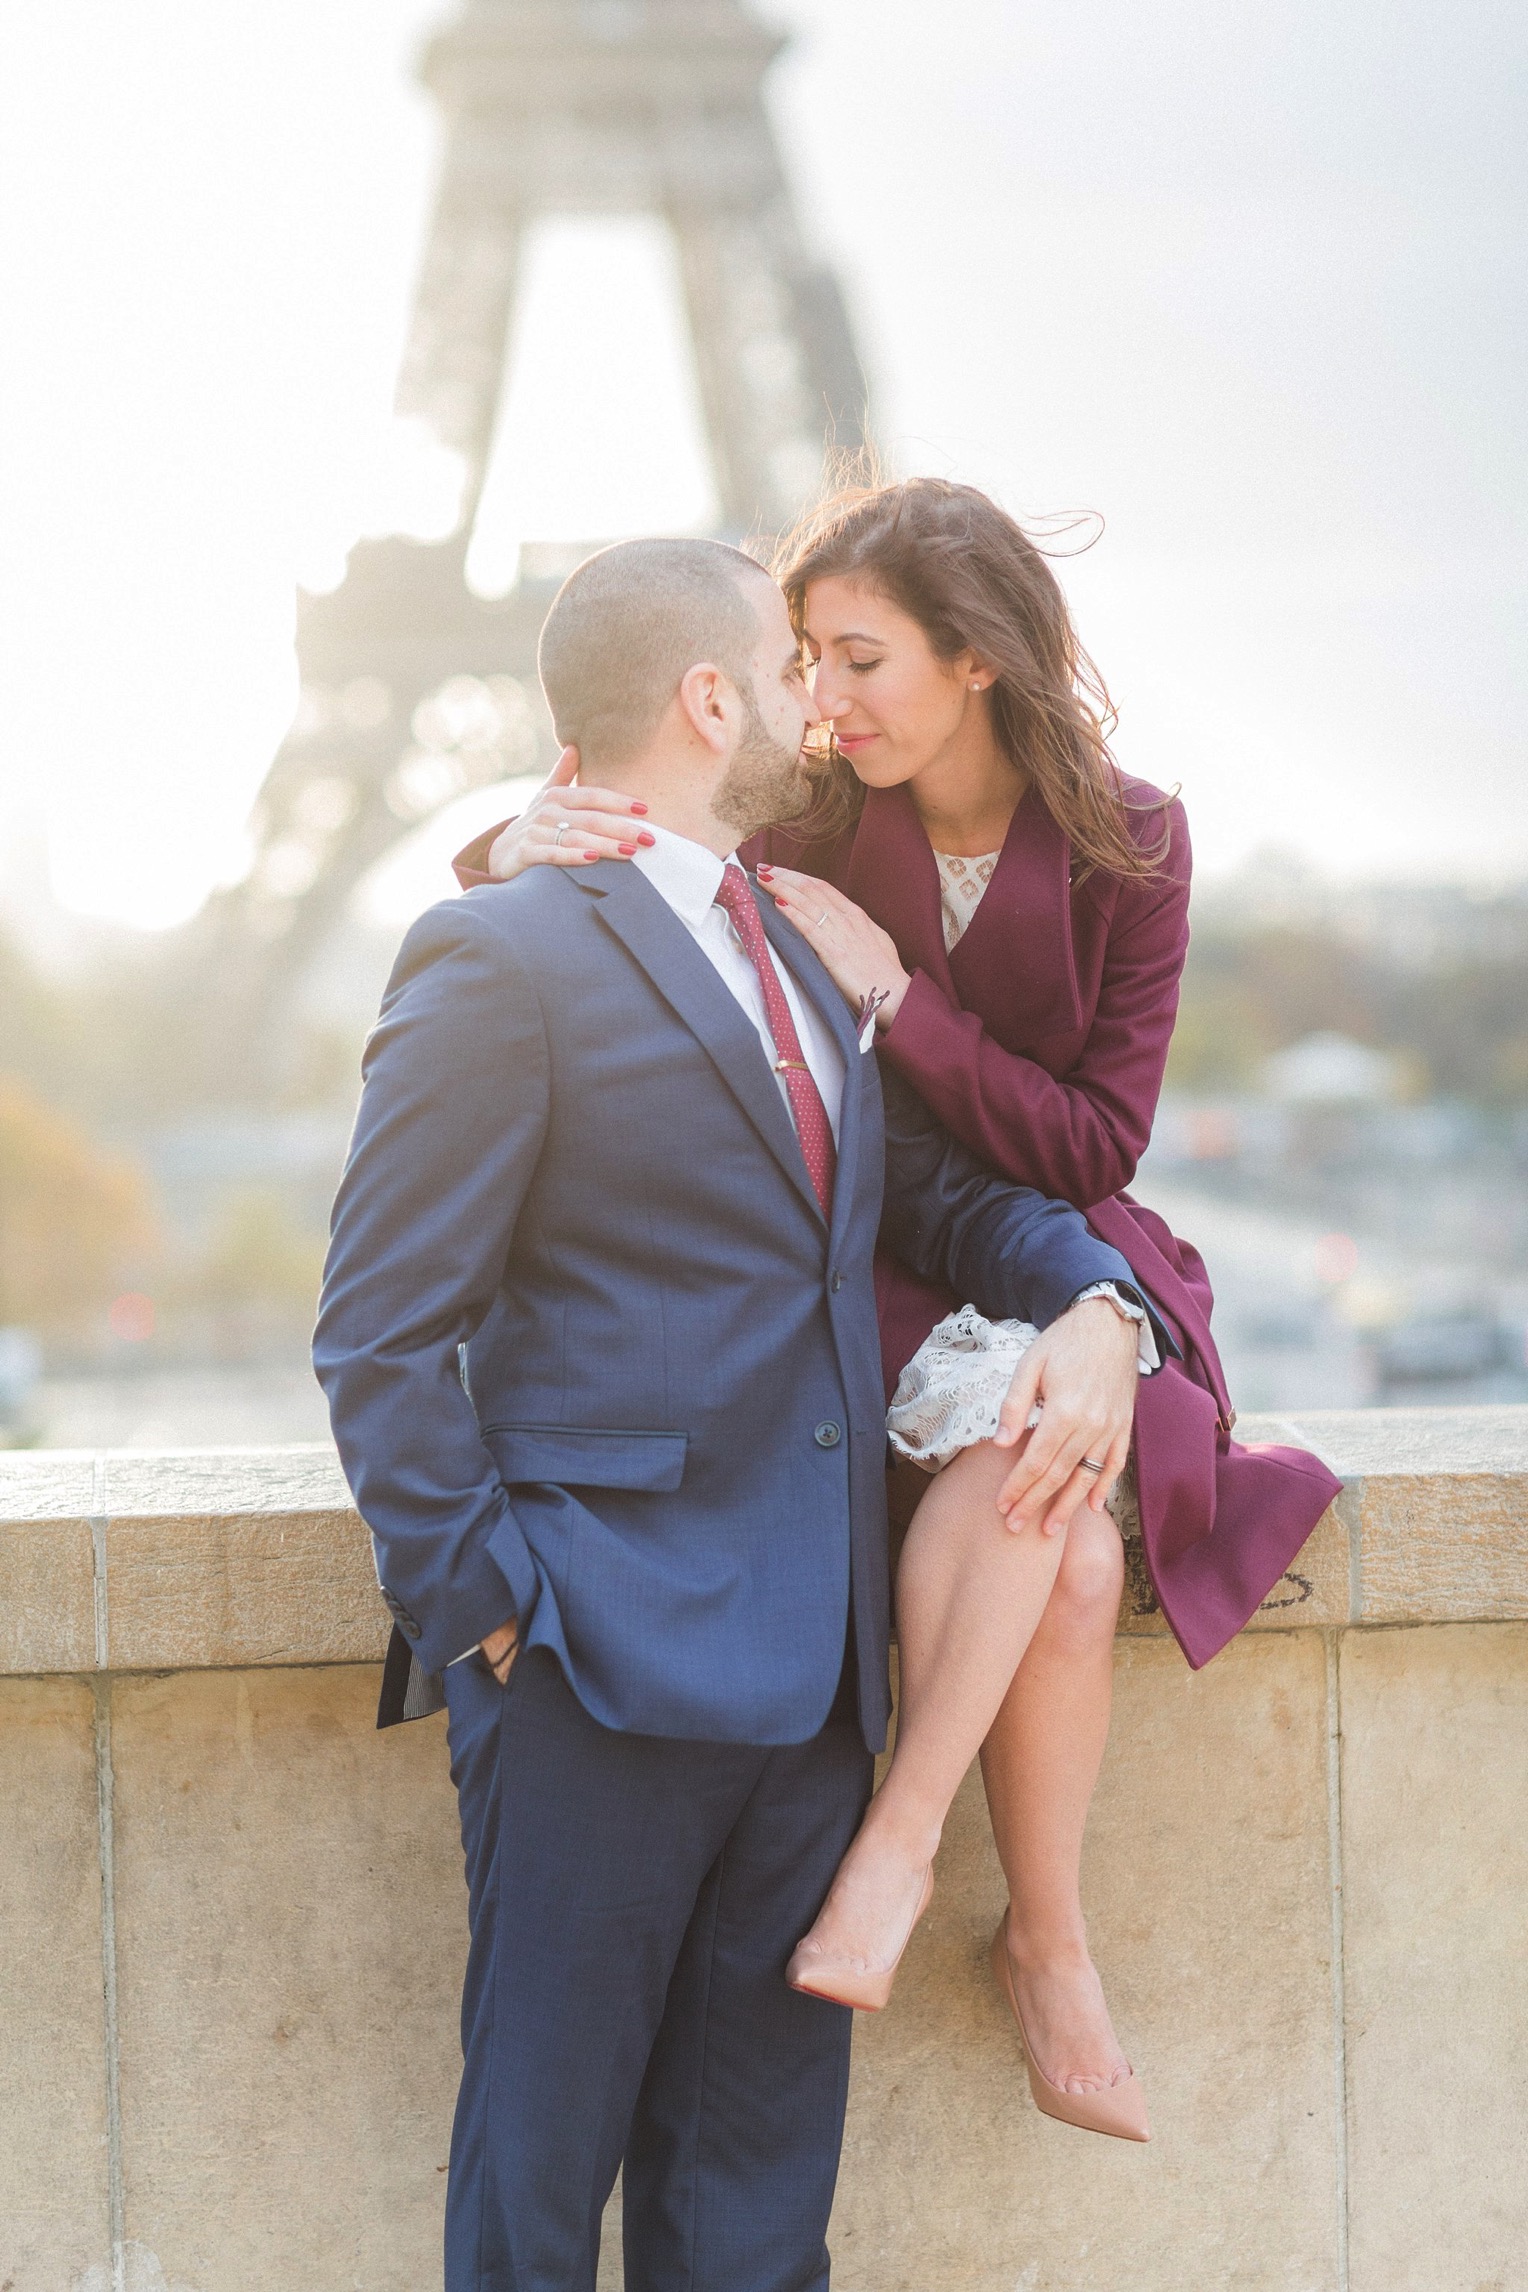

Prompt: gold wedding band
[{"left": 816, "top": 910, "right": 830, "bottom": 927}]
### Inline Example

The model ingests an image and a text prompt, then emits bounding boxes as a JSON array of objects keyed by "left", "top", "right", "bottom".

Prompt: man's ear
[{"left": 676, "top": 662, "right": 733, "bottom": 754}]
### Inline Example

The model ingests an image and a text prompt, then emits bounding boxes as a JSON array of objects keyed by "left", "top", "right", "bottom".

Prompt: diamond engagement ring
[{"left": 553, "top": 823, "right": 570, "bottom": 846}]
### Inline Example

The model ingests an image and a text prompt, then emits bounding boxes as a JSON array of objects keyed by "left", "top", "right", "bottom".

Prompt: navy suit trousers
[{"left": 443, "top": 1649, "right": 875, "bottom": 2292}]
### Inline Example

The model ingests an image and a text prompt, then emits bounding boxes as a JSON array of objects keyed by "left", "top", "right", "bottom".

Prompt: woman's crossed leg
[{"left": 787, "top": 1441, "right": 1130, "bottom": 2095}]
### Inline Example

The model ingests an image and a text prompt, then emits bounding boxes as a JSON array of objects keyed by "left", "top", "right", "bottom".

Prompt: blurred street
[
  {"left": 1, "top": 0, "right": 1524, "bottom": 1452},
  {"left": 31, "top": 1360, "right": 331, "bottom": 1450}
]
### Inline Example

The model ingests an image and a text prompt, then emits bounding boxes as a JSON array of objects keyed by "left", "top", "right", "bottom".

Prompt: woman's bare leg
[
  {"left": 981, "top": 1506, "right": 1128, "bottom": 2092},
  {"left": 791, "top": 1438, "right": 1069, "bottom": 1977}
]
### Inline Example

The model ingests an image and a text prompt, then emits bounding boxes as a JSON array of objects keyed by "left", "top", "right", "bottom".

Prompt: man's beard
[{"left": 713, "top": 685, "right": 816, "bottom": 841}]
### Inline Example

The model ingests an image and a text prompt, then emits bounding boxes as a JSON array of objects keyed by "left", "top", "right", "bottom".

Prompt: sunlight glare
[{"left": 465, "top": 215, "right": 720, "bottom": 598}]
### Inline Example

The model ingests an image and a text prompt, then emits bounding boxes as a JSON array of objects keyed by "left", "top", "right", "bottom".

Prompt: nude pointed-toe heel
[
  {"left": 990, "top": 1924, "right": 1150, "bottom": 2143},
  {"left": 786, "top": 1867, "right": 935, "bottom": 2012}
]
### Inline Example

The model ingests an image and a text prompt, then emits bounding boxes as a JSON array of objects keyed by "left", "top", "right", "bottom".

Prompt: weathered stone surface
[
  {"left": 597, "top": 2182, "right": 624, "bottom": 2291},
  {"left": 99, "top": 1449, "right": 383, "bottom": 1671},
  {"left": 0, "top": 1677, "right": 111, "bottom": 2288},
  {"left": 1276, "top": 1408, "right": 1528, "bottom": 1623},
  {"left": 4, "top": 1611, "right": 1525, "bottom": 2288},
  {"left": 4, "top": 1420, "right": 1527, "bottom": 1679},
  {"left": 1344, "top": 1473, "right": 1528, "bottom": 1623},
  {"left": 108, "top": 1668, "right": 465, "bottom": 2291},
  {"left": 0, "top": 1518, "right": 97, "bottom": 1675},
  {"left": 101, "top": 1446, "right": 350, "bottom": 1520},
  {"left": 1271, "top": 1405, "right": 1528, "bottom": 1481},
  {"left": 831, "top": 1632, "right": 1340, "bottom": 2291},
  {"left": 0, "top": 1452, "right": 99, "bottom": 1676},
  {"left": 105, "top": 1511, "right": 386, "bottom": 1671},
  {"left": 2, "top": 1424, "right": 1525, "bottom": 2288},
  {"left": 0, "top": 1450, "right": 100, "bottom": 1517},
  {"left": 1341, "top": 1623, "right": 1528, "bottom": 2292},
  {"left": 1247, "top": 1500, "right": 1352, "bottom": 1630}
]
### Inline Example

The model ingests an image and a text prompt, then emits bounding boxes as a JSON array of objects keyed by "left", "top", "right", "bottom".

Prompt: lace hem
[{"left": 885, "top": 1302, "right": 1139, "bottom": 1534}]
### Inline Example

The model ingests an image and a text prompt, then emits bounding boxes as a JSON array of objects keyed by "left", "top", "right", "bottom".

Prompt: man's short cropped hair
[{"left": 538, "top": 537, "right": 774, "bottom": 770}]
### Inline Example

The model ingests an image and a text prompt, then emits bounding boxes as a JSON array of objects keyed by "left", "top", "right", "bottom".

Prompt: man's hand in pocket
[{"left": 482, "top": 1618, "right": 519, "bottom": 1685}]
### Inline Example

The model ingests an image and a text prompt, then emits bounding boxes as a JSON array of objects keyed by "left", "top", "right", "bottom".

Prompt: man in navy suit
[{"left": 315, "top": 539, "right": 1153, "bottom": 2292}]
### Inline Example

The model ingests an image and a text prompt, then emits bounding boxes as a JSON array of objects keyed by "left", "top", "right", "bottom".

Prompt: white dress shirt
[{"left": 631, "top": 824, "right": 847, "bottom": 1143}]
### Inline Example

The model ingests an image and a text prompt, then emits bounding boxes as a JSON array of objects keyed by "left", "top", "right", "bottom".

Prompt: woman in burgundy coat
[{"left": 456, "top": 479, "right": 1338, "bottom": 2141}]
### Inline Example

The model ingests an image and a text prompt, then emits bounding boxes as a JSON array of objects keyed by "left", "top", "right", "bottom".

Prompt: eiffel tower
[{"left": 173, "top": 0, "right": 870, "bottom": 1097}]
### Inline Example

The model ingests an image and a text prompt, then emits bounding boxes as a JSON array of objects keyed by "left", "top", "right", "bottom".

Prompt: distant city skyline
[{"left": 1, "top": 0, "right": 1524, "bottom": 937}]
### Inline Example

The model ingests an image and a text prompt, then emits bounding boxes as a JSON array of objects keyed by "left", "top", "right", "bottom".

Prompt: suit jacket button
[
  {"left": 814, "top": 1421, "right": 842, "bottom": 1449},
  {"left": 830, "top": 1272, "right": 843, "bottom": 1293},
  {"left": 402, "top": 1620, "right": 422, "bottom": 1641}
]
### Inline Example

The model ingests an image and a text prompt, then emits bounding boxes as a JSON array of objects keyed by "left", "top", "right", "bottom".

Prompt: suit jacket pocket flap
[{"left": 486, "top": 1424, "right": 688, "bottom": 1492}]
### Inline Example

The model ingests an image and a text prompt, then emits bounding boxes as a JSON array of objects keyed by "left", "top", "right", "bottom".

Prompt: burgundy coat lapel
[
  {"left": 946, "top": 795, "right": 1084, "bottom": 1035},
  {"left": 844, "top": 786, "right": 1085, "bottom": 1040},
  {"left": 844, "top": 786, "right": 955, "bottom": 998}
]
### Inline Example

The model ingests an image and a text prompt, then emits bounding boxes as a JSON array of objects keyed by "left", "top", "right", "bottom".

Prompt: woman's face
[{"left": 802, "top": 575, "right": 985, "bottom": 790}]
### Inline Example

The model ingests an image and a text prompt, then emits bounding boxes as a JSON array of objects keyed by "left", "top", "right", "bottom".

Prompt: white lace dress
[
  {"left": 886, "top": 1301, "right": 1043, "bottom": 1472},
  {"left": 883, "top": 849, "right": 1140, "bottom": 1531}
]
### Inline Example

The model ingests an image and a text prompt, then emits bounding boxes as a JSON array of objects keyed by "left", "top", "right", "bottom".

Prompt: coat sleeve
[
  {"left": 312, "top": 896, "right": 550, "bottom": 1675},
  {"left": 878, "top": 800, "right": 1192, "bottom": 1204},
  {"left": 452, "top": 821, "right": 511, "bottom": 889},
  {"left": 877, "top": 1069, "right": 1165, "bottom": 1342}
]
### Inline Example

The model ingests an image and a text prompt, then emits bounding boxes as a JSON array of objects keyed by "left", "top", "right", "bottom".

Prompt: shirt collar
[{"left": 630, "top": 822, "right": 736, "bottom": 931}]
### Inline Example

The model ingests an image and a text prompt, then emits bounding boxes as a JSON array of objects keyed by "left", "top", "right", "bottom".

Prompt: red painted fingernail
[
  {"left": 618, "top": 842, "right": 638, "bottom": 856},
  {"left": 637, "top": 831, "right": 657, "bottom": 846},
  {"left": 629, "top": 801, "right": 649, "bottom": 815},
  {"left": 584, "top": 850, "right": 600, "bottom": 860},
  {"left": 756, "top": 863, "right": 775, "bottom": 876}
]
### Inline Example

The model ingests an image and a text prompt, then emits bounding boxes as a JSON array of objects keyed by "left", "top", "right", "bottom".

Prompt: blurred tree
[
  {"left": 1170, "top": 925, "right": 1528, "bottom": 1109},
  {"left": 0, "top": 927, "right": 78, "bottom": 1090},
  {"left": 0, "top": 918, "right": 366, "bottom": 1124},
  {"left": 0, "top": 1075, "right": 157, "bottom": 1335},
  {"left": 188, "top": 1187, "right": 327, "bottom": 1323},
  {"left": 1380, "top": 962, "right": 1528, "bottom": 1107}
]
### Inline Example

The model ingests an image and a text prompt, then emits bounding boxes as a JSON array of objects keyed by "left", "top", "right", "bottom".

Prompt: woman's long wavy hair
[{"left": 775, "top": 473, "right": 1172, "bottom": 880}]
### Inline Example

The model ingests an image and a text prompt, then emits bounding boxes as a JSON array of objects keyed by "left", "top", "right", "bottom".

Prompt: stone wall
[{"left": 2, "top": 1410, "right": 1526, "bottom": 2292}]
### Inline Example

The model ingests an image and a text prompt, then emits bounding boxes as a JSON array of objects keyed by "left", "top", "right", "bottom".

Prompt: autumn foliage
[{"left": 0, "top": 1075, "right": 157, "bottom": 1335}]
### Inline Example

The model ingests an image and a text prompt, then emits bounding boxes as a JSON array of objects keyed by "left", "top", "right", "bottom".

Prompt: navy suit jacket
[{"left": 314, "top": 861, "right": 1144, "bottom": 1751}]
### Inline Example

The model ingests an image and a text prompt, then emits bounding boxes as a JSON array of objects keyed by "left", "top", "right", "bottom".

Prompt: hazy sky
[{"left": 1, "top": 0, "right": 1524, "bottom": 934}]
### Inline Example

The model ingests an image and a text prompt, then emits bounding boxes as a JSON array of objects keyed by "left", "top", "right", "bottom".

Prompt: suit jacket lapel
[
  {"left": 582, "top": 865, "right": 823, "bottom": 1222},
  {"left": 757, "top": 885, "right": 867, "bottom": 1252}
]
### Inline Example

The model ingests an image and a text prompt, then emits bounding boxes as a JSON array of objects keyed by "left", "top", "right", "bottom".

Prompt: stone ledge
[
  {"left": 1259, "top": 1405, "right": 1528, "bottom": 1629},
  {"left": 0, "top": 1445, "right": 382, "bottom": 1677},
  {"left": 1, "top": 1409, "right": 1525, "bottom": 1676}
]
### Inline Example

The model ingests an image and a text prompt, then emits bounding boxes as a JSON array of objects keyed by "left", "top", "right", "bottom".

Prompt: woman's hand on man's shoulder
[{"left": 481, "top": 747, "right": 657, "bottom": 881}]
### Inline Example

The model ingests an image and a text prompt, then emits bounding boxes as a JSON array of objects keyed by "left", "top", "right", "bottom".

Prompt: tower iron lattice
[{"left": 176, "top": 0, "right": 870, "bottom": 1092}]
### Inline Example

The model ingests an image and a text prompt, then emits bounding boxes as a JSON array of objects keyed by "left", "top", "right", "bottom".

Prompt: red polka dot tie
[{"left": 713, "top": 863, "right": 837, "bottom": 1221}]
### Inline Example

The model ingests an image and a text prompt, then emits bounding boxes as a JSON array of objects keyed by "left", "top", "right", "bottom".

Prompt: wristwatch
[{"left": 1070, "top": 1282, "right": 1159, "bottom": 1373}]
